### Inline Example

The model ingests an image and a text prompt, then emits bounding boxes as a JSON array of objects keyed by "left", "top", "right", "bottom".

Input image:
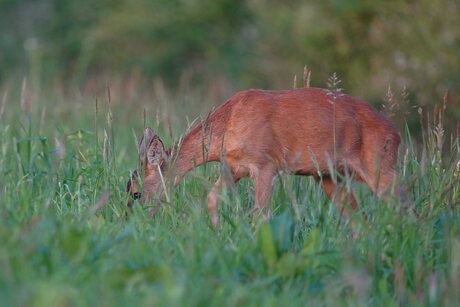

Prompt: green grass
[{"left": 0, "top": 81, "right": 459, "bottom": 307}]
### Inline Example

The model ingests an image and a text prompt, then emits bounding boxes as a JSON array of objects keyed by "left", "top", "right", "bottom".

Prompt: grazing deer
[{"left": 126, "top": 88, "right": 403, "bottom": 226}]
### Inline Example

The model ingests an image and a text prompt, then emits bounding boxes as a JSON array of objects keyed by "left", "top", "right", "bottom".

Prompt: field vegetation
[
  {"left": 1, "top": 0, "right": 460, "bottom": 306},
  {"left": 0, "top": 75, "right": 459, "bottom": 306}
]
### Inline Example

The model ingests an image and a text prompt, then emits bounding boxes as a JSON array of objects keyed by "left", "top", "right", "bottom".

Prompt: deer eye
[{"left": 132, "top": 192, "right": 141, "bottom": 200}]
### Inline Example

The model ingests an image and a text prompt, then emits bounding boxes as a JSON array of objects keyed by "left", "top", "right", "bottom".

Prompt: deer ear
[
  {"left": 139, "top": 128, "right": 155, "bottom": 162},
  {"left": 147, "top": 135, "right": 166, "bottom": 167}
]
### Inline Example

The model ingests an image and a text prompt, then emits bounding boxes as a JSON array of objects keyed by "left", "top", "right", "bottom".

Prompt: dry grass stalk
[
  {"left": 383, "top": 84, "right": 397, "bottom": 119},
  {"left": 303, "top": 65, "right": 311, "bottom": 88},
  {"left": 86, "top": 191, "right": 111, "bottom": 219},
  {"left": 20, "top": 77, "right": 32, "bottom": 113},
  {"left": 0, "top": 89, "right": 8, "bottom": 119}
]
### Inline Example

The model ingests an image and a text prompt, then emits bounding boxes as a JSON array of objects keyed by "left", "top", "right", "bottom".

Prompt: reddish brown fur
[{"left": 128, "top": 88, "right": 402, "bottom": 226}]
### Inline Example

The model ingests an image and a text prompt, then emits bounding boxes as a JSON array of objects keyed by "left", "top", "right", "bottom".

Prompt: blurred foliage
[{"left": 0, "top": 0, "right": 459, "bottom": 127}]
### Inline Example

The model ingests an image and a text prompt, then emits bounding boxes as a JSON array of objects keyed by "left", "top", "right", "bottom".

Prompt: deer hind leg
[
  {"left": 366, "top": 165, "right": 412, "bottom": 210},
  {"left": 317, "top": 176, "right": 363, "bottom": 221},
  {"left": 346, "top": 132, "right": 414, "bottom": 218},
  {"left": 361, "top": 135, "right": 401, "bottom": 199},
  {"left": 252, "top": 167, "right": 276, "bottom": 221}
]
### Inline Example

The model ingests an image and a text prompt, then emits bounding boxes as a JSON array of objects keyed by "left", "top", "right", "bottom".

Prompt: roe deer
[{"left": 126, "top": 88, "right": 403, "bottom": 226}]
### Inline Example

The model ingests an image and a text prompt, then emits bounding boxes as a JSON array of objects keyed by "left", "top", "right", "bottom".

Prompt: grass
[{"left": 0, "top": 78, "right": 459, "bottom": 307}]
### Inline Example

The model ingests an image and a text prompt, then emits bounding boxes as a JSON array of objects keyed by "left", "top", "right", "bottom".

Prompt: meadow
[{"left": 0, "top": 76, "right": 459, "bottom": 307}]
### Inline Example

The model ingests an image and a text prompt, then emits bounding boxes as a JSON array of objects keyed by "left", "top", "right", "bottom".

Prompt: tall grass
[{"left": 0, "top": 77, "right": 459, "bottom": 306}]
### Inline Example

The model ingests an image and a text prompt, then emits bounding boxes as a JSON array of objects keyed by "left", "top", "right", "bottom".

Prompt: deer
[{"left": 126, "top": 87, "right": 405, "bottom": 227}]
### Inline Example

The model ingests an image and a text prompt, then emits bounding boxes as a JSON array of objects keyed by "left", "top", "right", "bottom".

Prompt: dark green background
[{"left": 1, "top": 0, "right": 459, "bottom": 128}]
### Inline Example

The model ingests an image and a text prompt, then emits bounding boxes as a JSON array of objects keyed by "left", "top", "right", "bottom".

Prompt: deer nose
[{"left": 132, "top": 192, "right": 142, "bottom": 200}]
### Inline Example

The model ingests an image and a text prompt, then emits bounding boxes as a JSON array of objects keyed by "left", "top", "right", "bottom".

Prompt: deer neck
[{"left": 168, "top": 123, "right": 223, "bottom": 186}]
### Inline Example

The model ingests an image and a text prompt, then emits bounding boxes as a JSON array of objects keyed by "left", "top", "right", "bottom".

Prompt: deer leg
[
  {"left": 317, "top": 177, "right": 364, "bottom": 221},
  {"left": 207, "top": 167, "right": 247, "bottom": 228},
  {"left": 208, "top": 176, "right": 223, "bottom": 227},
  {"left": 358, "top": 133, "right": 402, "bottom": 200},
  {"left": 252, "top": 168, "right": 276, "bottom": 220}
]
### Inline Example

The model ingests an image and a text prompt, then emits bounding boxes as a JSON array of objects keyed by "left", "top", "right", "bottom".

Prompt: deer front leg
[
  {"left": 208, "top": 176, "right": 223, "bottom": 228},
  {"left": 207, "top": 165, "right": 248, "bottom": 228},
  {"left": 252, "top": 167, "right": 276, "bottom": 221}
]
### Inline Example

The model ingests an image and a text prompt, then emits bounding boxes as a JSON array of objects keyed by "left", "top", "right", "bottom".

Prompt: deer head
[{"left": 126, "top": 128, "right": 168, "bottom": 208}]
